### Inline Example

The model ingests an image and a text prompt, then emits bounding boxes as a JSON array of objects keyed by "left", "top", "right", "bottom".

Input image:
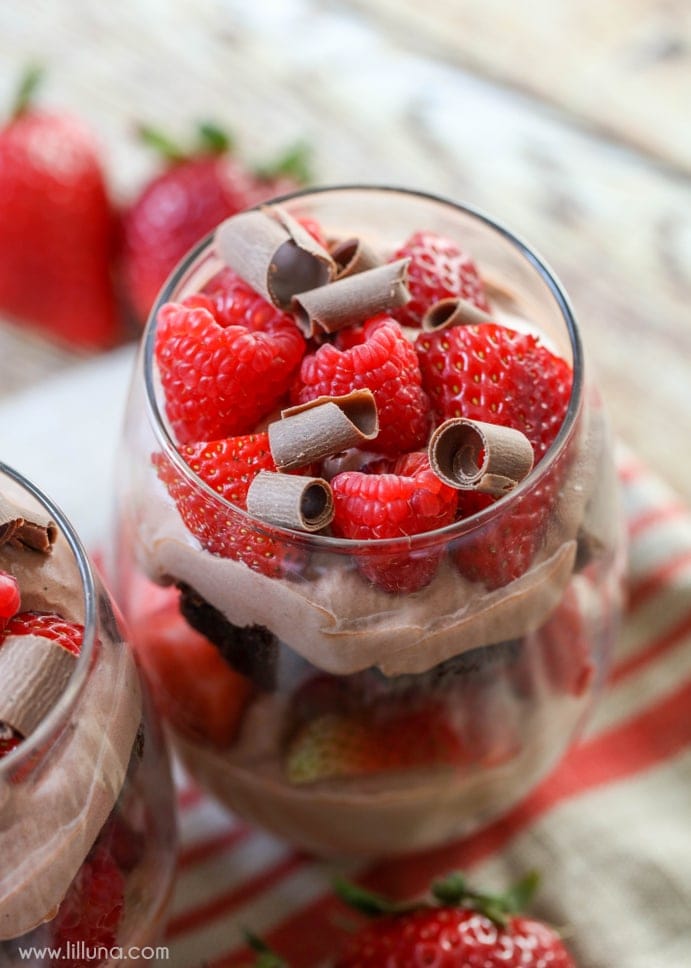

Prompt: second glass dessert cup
[
  {"left": 113, "top": 186, "right": 626, "bottom": 857},
  {"left": 0, "top": 463, "right": 176, "bottom": 966}
]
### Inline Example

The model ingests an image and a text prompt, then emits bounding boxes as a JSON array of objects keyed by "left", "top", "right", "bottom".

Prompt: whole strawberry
[
  {"left": 334, "top": 871, "right": 576, "bottom": 968},
  {"left": 0, "top": 68, "right": 119, "bottom": 348},
  {"left": 121, "top": 123, "right": 310, "bottom": 323}
]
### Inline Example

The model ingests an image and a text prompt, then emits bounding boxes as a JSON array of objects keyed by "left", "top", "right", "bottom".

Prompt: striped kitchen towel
[{"left": 163, "top": 452, "right": 691, "bottom": 968}]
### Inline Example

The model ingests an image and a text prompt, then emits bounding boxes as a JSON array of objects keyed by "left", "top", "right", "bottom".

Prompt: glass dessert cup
[
  {"left": 113, "top": 186, "right": 626, "bottom": 858},
  {"left": 0, "top": 464, "right": 176, "bottom": 966}
]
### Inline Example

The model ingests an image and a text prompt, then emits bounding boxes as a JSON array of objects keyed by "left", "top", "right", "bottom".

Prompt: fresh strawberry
[
  {"left": 1, "top": 610, "right": 84, "bottom": 655},
  {"left": 0, "top": 68, "right": 119, "bottom": 348},
  {"left": 0, "top": 570, "right": 20, "bottom": 629},
  {"left": 416, "top": 322, "right": 572, "bottom": 462},
  {"left": 334, "top": 871, "right": 575, "bottom": 968},
  {"left": 155, "top": 294, "right": 305, "bottom": 444},
  {"left": 390, "top": 229, "right": 490, "bottom": 328},
  {"left": 121, "top": 123, "right": 310, "bottom": 323},
  {"left": 51, "top": 845, "right": 125, "bottom": 964},
  {"left": 535, "top": 587, "right": 595, "bottom": 698},
  {"left": 285, "top": 705, "right": 466, "bottom": 784},
  {"left": 331, "top": 451, "right": 457, "bottom": 592},
  {"left": 134, "top": 601, "right": 253, "bottom": 747},
  {"left": 154, "top": 433, "right": 305, "bottom": 577},
  {"left": 294, "top": 315, "right": 431, "bottom": 455}
]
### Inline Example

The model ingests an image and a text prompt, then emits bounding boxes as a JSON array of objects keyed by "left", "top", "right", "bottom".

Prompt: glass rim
[
  {"left": 0, "top": 462, "right": 97, "bottom": 771},
  {"left": 142, "top": 183, "right": 584, "bottom": 550}
]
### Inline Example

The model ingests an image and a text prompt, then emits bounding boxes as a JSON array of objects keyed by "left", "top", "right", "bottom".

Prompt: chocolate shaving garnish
[
  {"left": 330, "top": 237, "right": 382, "bottom": 279},
  {"left": 214, "top": 206, "right": 335, "bottom": 309},
  {"left": 0, "top": 494, "right": 57, "bottom": 553},
  {"left": 292, "top": 258, "right": 410, "bottom": 337},
  {"left": 422, "top": 296, "right": 495, "bottom": 331},
  {"left": 246, "top": 471, "right": 334, "bottom": 532},
  {"left": 429, "top": 418, "right": 534, "bottom": 496},
  {"left": 0, "top": 634, "right": 76, "bottom": 738},
  {"left": 270, "top": 390, "right": 379, "bottom": 471}
]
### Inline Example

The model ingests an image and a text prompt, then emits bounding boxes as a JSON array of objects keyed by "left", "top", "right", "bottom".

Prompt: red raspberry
[
  {"left": 416, "top": 322, "right": 573, "bottom": 462},
  {"left": 390, "top": 229, "right": 490, "bottom": 328},
  {"left": 294, "top": 316, "right": 431, "bottom": 455},
  {"left": 2, "top": 611, "right": 84, "bottom": 656},
  {"left": 331, "top": 452, "right": 457, "bottom": 592},
  {"left": 0, "top": 570, "right": 20, "bottom": 629},
  {"left": 51, "top": 845, "right": 125, "bottom": 965},
  {"left": 154, "top": 284, "right": 305, "bottom": 445},
  {"left": 154, "top": 433, "right": 304, "bottom": 578}
]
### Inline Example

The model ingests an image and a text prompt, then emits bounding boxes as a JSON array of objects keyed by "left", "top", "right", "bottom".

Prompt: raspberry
[
  {"left": 0, "top": 570, "right": 20, "bottom": 629},
  {"left": 154, "top": 433, "right": 304, "bottom": 578},
  {"left": 2, "top": 611, "right": 84, "bottom": 656},
  {"left": 390, "top": 229, "right": 490, "bottom": 328},
  {"left": 331, "top": 452, "right": 457, "bottom": 592},
  {"left": 51, "top": 845, "right": 125, "bottom": 964},
  {"left": 294, "top": 315, "right": 431, "bottom": 455},
  {"left": 155, "top": 286, "right": 305, "bottom": 445},
  {"left": 416, "top": 322, "right": 573, "bottom": 462}
]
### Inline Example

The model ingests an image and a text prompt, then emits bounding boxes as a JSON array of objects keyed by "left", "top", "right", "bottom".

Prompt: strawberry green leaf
[
  {"left": 333, "top": 877, "right": 418, "bottom": 918},
  {"left": 254, "top": 140, "right": 312, "bottom": 185},
  {"left": 136, "top": 124, "right": 187, "bottom": 163},
  {"left": 11, "top": 64, "right": 44, "bottom": 119},
  {"left": 197, "top": 120, "right": 234, "bottom": 155},
  {"left": 243, "top": 931, "right": 288, "bottom": 967}
]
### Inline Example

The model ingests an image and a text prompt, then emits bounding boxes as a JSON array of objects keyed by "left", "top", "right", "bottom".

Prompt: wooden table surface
[{"left": 1, "top": 0, "right": 690, "bottom": 499}]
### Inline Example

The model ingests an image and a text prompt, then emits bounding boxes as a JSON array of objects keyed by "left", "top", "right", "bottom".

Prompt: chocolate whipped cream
[{"left": 0, "top": 485, "right": 142, "bottom": 940}]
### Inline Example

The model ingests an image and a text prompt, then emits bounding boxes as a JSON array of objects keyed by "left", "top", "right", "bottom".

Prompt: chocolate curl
[
  {"left": 270, "top": 390, "right": 379, "bottom": 471},
  {"left": 0, "top": 635, "right": 76, "bottom": 738},
  {"left": 215, "top": 206, "right": 336, "bottom": 309},
  {"left": 330, "top": 237, "right": 382, "bottom": 279},
  {"left": 292, "top": 258, "right": 410, "bottom": 337},
  {"left": 429, "top": 418, "right": 534, "bottom": 496},
  {"left": 0, "top": 494, "right": 57, "bottom": 553},
  {"left": 422, "top": 296, "right": 495, "bottom": 331},
  {"left": 246, "top": 471, "right": 334, "bottom": 532}
]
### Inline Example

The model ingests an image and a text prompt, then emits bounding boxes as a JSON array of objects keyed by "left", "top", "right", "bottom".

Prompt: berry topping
[
  {"left": 155, "top": 291, "right": 305, "bottom": 444},
  {"left": 390, "top": 229, "right": 490, "bottom": 328},
  {"left": 334, "top": 871, "right": 575, "bottom": 968},
  {"left": 1, "top": 611, "right": 84, "bottom": 656},
  {"left": 0, "top": 570, "right": 20, "bottom": 629},
  {"left": 331, "top": 452, "right": 457, "bottom": 592},
  {"left": 51, "top": 845, "right": 126, "bottom": 965},
  {"left": 416, "top": 322, "right": 573, "bottom": 462},
  {"left": 0, "top": 722, "right": 22, "bottom": 759},
  {"left": 294, "top": 315, "right": 431, "bottom": 455},
  {"left": 154, "top": 434, "right": 303, "bottom": 577}
]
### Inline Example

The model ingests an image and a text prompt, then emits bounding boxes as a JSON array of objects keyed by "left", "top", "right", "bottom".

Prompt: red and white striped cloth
[{"left": 163, "top": 451, "right": 691, "bottom": 968}]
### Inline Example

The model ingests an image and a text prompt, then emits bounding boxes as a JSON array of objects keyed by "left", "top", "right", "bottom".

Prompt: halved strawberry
[
  {"left": 134, "top": 602, "right": 253, "bottom": 748},
  {"left": 0, "top": 570, "right": 20, "bottom": 630},
  {"left": 1, "top": 610, "right": 84, "bottom": 655},
  {"left": 285, "top": 704, "right": 466, "bottom": 785}
]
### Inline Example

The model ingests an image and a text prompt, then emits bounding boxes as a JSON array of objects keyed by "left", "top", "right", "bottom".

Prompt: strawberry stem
[
  {"left": 243, "top": 931, "right": 288, "bottom": 967},
  {"left": 254, "top": 140, "right": 312, "bottom": 185},
  {"left": 11, "top": 64, "right": 44, "bottom": 120},
  {"left": 431, "top": 869, "right": 541, "bottom": 928},
  {"left": 332, "top": 878, "right": 419, "bottom": 917},
  {"left": 196, "top": 120, "right": 234, "bottom": 154},
  {"left": 136, "top": 124, "right": 189, "bottom": 164}
]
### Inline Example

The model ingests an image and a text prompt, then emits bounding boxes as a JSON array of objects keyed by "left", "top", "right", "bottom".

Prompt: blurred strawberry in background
[
  {"left": 0, "top": 67, "right": 121, "bottom": 350},
  {"left": 120, "top": 122, "right": 311, "bottom": 325}
]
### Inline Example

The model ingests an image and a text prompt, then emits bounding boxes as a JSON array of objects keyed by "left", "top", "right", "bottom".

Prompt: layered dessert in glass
[
  {"left": 114, "top": 187, "right": 625, "bottom": 856},
  {"left": 0, "top": 464, "right": 176, "bottom": 965}
]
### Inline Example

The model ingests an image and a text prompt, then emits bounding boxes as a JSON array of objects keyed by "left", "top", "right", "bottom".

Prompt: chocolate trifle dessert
[
  {"left": 115, "top": 187, "right": 625, "bottom": 856},
  {"left": 0, "top": 466, "right": 175, "bottom": 965}
]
